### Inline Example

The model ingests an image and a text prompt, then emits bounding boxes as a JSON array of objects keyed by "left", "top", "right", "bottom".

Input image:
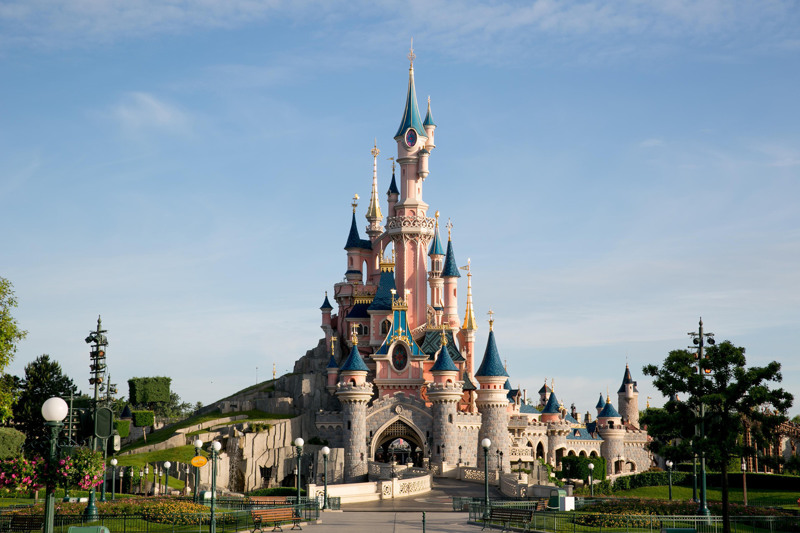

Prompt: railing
[{"left": 466, "top": 504, "right": 800, "bottom": 533}]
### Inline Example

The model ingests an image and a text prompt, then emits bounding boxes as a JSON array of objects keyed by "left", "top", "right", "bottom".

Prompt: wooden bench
[
  {"left": 0, "top": 515, "right": 44, "bottom": 533},
  {"left": 251, "top": 507, "right": 301, "bottom": 532},
  {"left": 482, "top": 507, "right": 533, "bottom": 532}
]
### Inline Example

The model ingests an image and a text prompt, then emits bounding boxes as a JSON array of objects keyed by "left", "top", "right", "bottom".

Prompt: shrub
[
  {"left": 115, "top": 419, "right": 131, "bottom": 438},
  {"left": 247, "top": 487, "right": 306, "bottom": 497},
  {"left": 248, "top": 422, "right": 272, "bottom": 433},
  {"left": 132, "top": 411, "right": 155, "bottom": 427},
  {"left": 0, "top": 428, "right": 25, "bottom": 459},
  {"left": 612, "top": 470, "right": 689, "bottom": 492},
  {"left": 128, "top": 377, "right": 171, "bottom": 405},
  {"left": 561, "top": 455, "right": 606, "bottom": 481}
]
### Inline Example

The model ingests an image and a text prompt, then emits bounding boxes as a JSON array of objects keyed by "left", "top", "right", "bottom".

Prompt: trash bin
[
  {"left": 68, "top": 527, "right": 110, "bottom": 533},
  {"left": 548, "top": 489, "right": 566, "bottom": 509}
]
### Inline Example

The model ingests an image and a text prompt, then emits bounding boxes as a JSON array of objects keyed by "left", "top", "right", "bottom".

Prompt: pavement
[{"left": 338, "top": 477, "right": 502, "bottom": 512}]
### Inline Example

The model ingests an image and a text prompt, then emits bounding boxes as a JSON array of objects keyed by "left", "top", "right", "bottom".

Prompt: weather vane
[
  {"left": 408, "top": 37, "right": 415, "bottom": 66},
  {"left": 352, "top": 193, "right": 359, "bottom": 213}
]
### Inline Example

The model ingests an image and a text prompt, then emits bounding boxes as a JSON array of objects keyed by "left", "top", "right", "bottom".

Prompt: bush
[
  {"left": 0, "top": 428, "right": 25, "bottom": 459},
  {"left": 132, "top": 411, "right": 155, "bottom": 427},
  {"left": 612, "top": 470, "right": 689, "bottom": 492},
  {"left": 248, "top": 422, "right": 272, "bottom": 433},
  {"left": 128, "top": 377, "right": 171, "bottom": 405},
  {"left": 561, "top": 455, "right": 606, "bottom": 481},
  {"left": 115, "top": 420, "right": 131, "bottom": 438},
  {"left": 247, "top": 487, "right": 306, "bottom": 497}
]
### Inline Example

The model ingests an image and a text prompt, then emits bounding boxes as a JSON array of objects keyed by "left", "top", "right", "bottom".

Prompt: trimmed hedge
[
  {"left": 114, "top": 419, "right": 131, "bottom": 438},
  {"left": 128, "top": 377, "right": 171, "bottom": 405},
  {"left": 0, "top": 428, "right": 25, "bottom": 459},
  {"left": 561, "top": 455, "right": 607, "bottom": 481},
  {"left": 132, "top": 410, "right": 155, "bottom": 427},
  {"left": 247, "top": 487, "right": 307, "bottom": 497},
  {"left": 696, "top": 472, "right": 800, "bottom": 491}
]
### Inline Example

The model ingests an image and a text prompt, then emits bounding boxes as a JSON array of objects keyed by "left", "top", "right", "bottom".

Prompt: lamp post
[
  {"left": 144, "top": 465, "right": 150, "bottom": 496},
  {"left": 517, "top": 459, "right": 522, "bottom": 480},
  {"left": 495, "top": 449, "right": 500, "bottom": 473},
  {"left": 321, "top": 446, "right": 330, "bottom": 510},
  {"left": 163, "top": 461, "right": 171, "bottom": 497},
  {"left": 209, "top": 441, "right": 222, "bottom": 533},
  {"left": 689, "top": 318, "right": 713, "bottom": 517},
  {"left": 139, "top": 468, "right": 144, "bottom": 495},
  {"left": 741, "top": 458, "right": 748, "bottom": 506},
  {"left": 458, "top": 445, "right": 462, "bottom": 466},
  {"left": 110, "top": 459, "right": 118, "bottom": 501},
  {"left": 293, "top": 438, "right": 304, "bottom": 506},
  {"left": 666, "top": 461, "right": 673, "bottom": 501},
  {"left": 588, "top": 463, "right": 595, "bottom": 497},
  {"left": 481, "top": 438, "right": 491, "bottom": 520},
  {"left": 193, "top": 439, "right": 203, "bottom": 503},
  {"left": 42, "top": 397, "right": 68, "bottom": 533}
]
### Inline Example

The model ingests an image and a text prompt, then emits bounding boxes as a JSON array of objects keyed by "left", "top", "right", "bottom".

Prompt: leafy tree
[
  {"left": 153, "top": 391, "right": 193, "bottom": 418},
  {"left": 642, "top": 340, "right": 793, "bottom": 533},
  {"left": 16, "top": 354, "right": 79, "bottom": 456},
  {"left": 0, "top": 278, "right": 27, "bottom": 423},
  {"left": 791, "top": 414, "right": 800, "bottom": 425}
]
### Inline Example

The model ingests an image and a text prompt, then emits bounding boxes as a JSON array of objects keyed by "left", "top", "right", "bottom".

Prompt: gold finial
[
  {"left": 487, "top": 309, "right": 494, "bottom": 331},
  {"left": 435, "top": 210, "right": 439, "bottom": 221},
  {"left": 387, "top": 156, "right": 395, "bottom": 173},
  {"left": 441, "top": 328, "right": 448, "bottom": 346},
  {"left": 427, "top": 95, "right": 431, "bottom": 106},
  {"left": 330, "top": 336, "right": 337, "bottom": 356},
  {"left": 504, "top": 359, "right": 508, "bottom": 372},
  {"left": 371, "top": 139, "right": 380, "bottom": 158},
  {"left": 646, "top": 396, "right": 651, "bottom": 409},
  {"left": 352, "top": 194, "right": 359, "bottom": 213},
  {"left": 351, "top": 325, "right": 358, "bottom": 346},
  {"left": 606, "top": 387, "right": 610, "bottom": 403},
  {"left": 273, "top": 363, "right": 276, "bottom": 380},
  {"left": 446, "top": 218, "right": 453, "bottom": 240},
  {"left": 367, "top": 142, "right": 382, "bottom": 221},
  {"left": 391, "top": 247, "right": 396, "bottom": 263},
  {"left": 408, "top": 37, "right": 415, "bottom": 67},
  {"left": 551, "top": 378, "right": 554, "bottom": 391},
  {"left": 461, "top": 259, "right": 477, "bottom": 330}
]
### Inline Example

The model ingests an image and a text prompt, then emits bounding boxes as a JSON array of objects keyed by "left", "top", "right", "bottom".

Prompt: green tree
[
  {"left": 16, "top": 354, "right": 79, "bottom": 456},
  {"left": 643, "top": 341, "right": 793, "bottom": 533},
  {"left": 0, "top": 277, "right": 27, "bottom": 423}
]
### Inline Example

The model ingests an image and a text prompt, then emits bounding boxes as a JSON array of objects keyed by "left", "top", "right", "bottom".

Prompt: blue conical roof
[
  {"left": 596, "top": 393, "right": 605, "bottom": 409},
  {"left": 431, "top": 343, "right": 458, "bottom": 372},
  {"left": 542, "top": 391, "right": 561, "bottom": 414},
  {"left": 394, "top": 66, "right": 427, "bottom": 140},
  {"left": 617, "top": 365, "right": 639, "bottom": 393},
  {"left": 429, "top": 223, "right": 444, "bottom": 256},
  {"left": 344, "top": 212, "right": 372, "bottom": 250},
  {"left": 598, "top": 400, "right": 621, "bottom": 419},
  {"left": 504, "top": 379, "right": 512, "bottom": 390},
  {"left": 441, "top": 240, "right": 461, "bottom": 278},
  {"left": 423, "top": 98, "right": 436, "bottom": 127},
  {"left": 367, "top": 269, "right": 396, "bottom": 311},
  {"left": 475, "top": 330, "right": 508, "bottom": 377},
  {"left": 327, "top": 354, "right": 338, "bottom": 369},
  {"left": 387, "top": 172, "right": 399, "bottom": 196},
  {"left": 320, "top": 293, "right": 333, "bottom": 310},
  {"left": 339, "top": 344, "right": 369, "bottom": 372}
]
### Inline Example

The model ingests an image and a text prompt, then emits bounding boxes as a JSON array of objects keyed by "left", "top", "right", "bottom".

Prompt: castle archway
[{"left": 371, "top": 417, "right": 426, "bottom": 467}]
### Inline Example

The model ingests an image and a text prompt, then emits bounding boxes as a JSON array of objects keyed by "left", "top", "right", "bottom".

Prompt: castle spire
[
  {"left": 461, "top": 259, "right": 477, "bottom": 331},
  {"left": 366, "top": 141, "right": 383, "bottom": 238},
  {"left": 394, "top": 39, "right": 427, "bottom": 141}
]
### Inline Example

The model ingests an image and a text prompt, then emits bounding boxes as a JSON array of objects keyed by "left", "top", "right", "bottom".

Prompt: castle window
[
  {"left": 381, "top": 319, "right": 391, "bottom": 335},
  {"left": 347, "top": 421, "right": 352, "bottom": 430},
  {"left": 356, "top": 324, "right": 369, "bottom": 336},
  {"left": 608, "top": 421, "right": 614, "bottom": 428},
  {"left": 448, "top": 414, "right": 453, "bottom": 424}
]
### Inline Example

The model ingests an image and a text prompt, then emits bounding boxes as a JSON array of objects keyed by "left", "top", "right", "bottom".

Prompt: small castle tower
[
  {"left": 441, "top": 222, "right": 461, "bottom": 329},
  {"left": 428, "top": 212, "right": 445, "bottom": 325},
  {"left": 538, "top": 380, "right": 553, "bottom": 407},
  {"left": 596, "top": 396, "right": 626, "bottom": 476},
  {"left": 320, "top": 292, "right": 334, "bottom": 344},
  {"left": 595, "top": 393, "right": 605, "bottom": 417},
  {"left": 475, "top": 314, "right": 510, "bottom": 471},
  {"left": 336, "top": 331, "right": 374, "bottom": 482},
  {"left": 386, "top": 160, "right": 399, "bottom": 216},
  {"left": 428, "top": 330, "right": 463, "bottom": 465},
  {"left": 617, "top": 364, "right": 640, "bottom": 428},
  {"left": 344, "top": 195, "right": 371, "bottom": 283}
]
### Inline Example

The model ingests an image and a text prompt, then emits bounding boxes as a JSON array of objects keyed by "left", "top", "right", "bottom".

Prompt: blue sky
[{"left": 2, "top": 1, "right": 799, "bottom": 416}]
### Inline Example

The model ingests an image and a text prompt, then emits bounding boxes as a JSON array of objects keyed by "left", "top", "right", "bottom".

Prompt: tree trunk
[{"left": 722, "top": 467, "right": 730, "bottom": 533}]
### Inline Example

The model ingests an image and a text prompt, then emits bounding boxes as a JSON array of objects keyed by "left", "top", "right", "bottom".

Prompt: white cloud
[
  {"left": 639, "top": 138, "right": 664, "bottom": 148},
  {"left": 110, "top": 92, "right": 190, "bottom": 133}
]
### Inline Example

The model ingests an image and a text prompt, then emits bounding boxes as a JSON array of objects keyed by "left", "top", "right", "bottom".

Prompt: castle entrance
[{"left": 372, "top": 419, "right": 425, "bottom": 467}]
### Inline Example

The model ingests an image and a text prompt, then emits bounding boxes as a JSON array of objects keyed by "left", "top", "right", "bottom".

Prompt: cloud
[
  {"left": 110, "top": 92, "right": 190, "bottom": 133},
  {"left": 639, "top": 138, "right": 664, "bottom": 148}
]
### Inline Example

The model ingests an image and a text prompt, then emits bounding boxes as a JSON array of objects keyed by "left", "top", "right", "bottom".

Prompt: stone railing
[
  {"left": 386, "top": 215, "right": 436, "bottom": 233},
  {"left": 500, "top": 472, "right": 528, "bottom": 498}
]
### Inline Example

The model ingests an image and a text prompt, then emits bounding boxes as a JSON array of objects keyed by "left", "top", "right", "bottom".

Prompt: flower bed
[{"left": 581, "top": 498, "right": 794, "bottom": 518}]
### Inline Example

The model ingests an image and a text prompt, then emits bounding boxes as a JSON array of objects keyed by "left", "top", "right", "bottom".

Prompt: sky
[{"left": 2, "top": 0, "right": 799, "bottom": 417}]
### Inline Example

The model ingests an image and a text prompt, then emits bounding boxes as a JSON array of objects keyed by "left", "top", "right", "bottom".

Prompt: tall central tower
[{"left": 386, "top": 43, "right": 437, "bottom": 330}]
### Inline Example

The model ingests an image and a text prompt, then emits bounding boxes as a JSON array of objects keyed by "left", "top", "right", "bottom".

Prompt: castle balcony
[
  {"left": 508, "top": 417, "right": 529, "bottom": 429},
  {"left": 386, "top": 215, "right": 436, "bottom": 236},
  {"left": 509, "top": 447, "right": 534, "bottom": 461}
]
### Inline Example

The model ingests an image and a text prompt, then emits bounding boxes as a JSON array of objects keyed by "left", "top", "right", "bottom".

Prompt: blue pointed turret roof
[
  {"left": 394, "top": 64, "right": 427, "bottom": 140},
  {"left": 617, "top": 365, "right": 639, "bottom": 393},
  {"left": 327, "top": 353, "right": 338, "bottom": 369},
  {"left": 339, "top": 344, "right": 369, "bottom": 372},
  {"left": 420, "top": 329, "right": 464, "bottom": 361},
  {"left": 368, "top": 269, "right": 397, "bottom": 311},
  {"left": 441, "top": 240, "right": 461, "bottom": 277},
  {"left": 344, "top": 212, "right": 372, "bottom": 250},
  {"left": 461, "top": 371, "right": 477, "bottom": 391},
  {"left": 423, "top": 98, "right": 436, "bottom": 127},
  {"left": 320, "top": 292, "right": 333, "bottom": 310},
  {"left": 504, "top": 379, "right": 512, "bottom": 390},
  {"left": 429, "top": 222, "right": 444, "bottom": 256},
  {"left": 431, "top": 343, "right": 458, "bottom": 372},
  {"left": 598, "top": 399, "right": 621, "bottom": 419},
  {"left": 542, "top": 391, "right": 561, "bottom": 414},
  {"left": 596, "top": 393, "right": 605, "bottom": 409},
  {"left": 475, "top": 330, "right": 508, "bottom": 377},
  {"left": 387, "top": 171, "right": 399, "bottom": 196}
]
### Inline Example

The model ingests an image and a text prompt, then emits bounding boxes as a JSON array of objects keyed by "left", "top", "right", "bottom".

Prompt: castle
[{"left": 313, "top": 49, "right": 653, "bottom": 483}]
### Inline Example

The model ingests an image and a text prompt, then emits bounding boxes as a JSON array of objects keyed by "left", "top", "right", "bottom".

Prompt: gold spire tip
[
  {"left": 487, "top": 309, "right": 494, "bottom": 331},
  {"left": 371, "top": 140, "right": 379, "bottom": 158},
  {"left": 446, "top": 218, "right": 453, "bottom": 240},
  {"left": 351, "top": 194, "right": 359, "bottom": 213},
  {"left": 408, "top": 37, "right": 415, "bottom": 67}
]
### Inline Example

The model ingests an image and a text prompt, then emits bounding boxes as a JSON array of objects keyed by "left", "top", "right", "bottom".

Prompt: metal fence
[{"left": 467, "top": 504, "right": 800, "bottom": 533}]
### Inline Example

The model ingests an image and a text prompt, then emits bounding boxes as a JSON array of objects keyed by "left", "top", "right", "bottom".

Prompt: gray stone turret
[
  {"left": 429, "top": 339, "right": 463, "bottom": 465},
  {"left": 475, "top": 323, "right": 510, "bottom": 471},
  {"left": 337, "top": 342, "right": 374, "bottom": 482},
  {"left": 617, "top": 365, "right": 640, "bottom": 428},
  {"left": 596, "top": 397, "right": 625, "bottom": 476}
]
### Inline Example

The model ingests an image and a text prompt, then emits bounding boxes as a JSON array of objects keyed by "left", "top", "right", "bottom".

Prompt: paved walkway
[
  {"left": 310, "top": 511, "right": 476, "bottom": 533},
  {"left": 339, "top": 477, "right": 502, "bottom": 512}
]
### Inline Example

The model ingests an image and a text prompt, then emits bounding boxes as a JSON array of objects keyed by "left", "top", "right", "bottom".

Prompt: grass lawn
[
  {"left": 120, "top": 410, "right": 292, "bottom": 453},
  {"left": 615, "top": 484, "right": 800, "bottom": 506}
]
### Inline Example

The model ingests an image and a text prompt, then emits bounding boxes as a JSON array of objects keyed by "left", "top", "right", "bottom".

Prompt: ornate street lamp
[
  {"left": 517, "top": 459, "right": 522, "bottom": 480},
  {"left": 42, "top": 397, "right": 68, "bottom": 533},
  {"left": 294, "top": 438, "right": 304, "bottom": 507},
  {"left": 481, "top": 438, "right": 491, "bottom": 520},
  {"left": 163, "top": 461, "right": 171, "bottom": 496},
  {"left": 689, "top": 318, "right": 713, "bottom": 517},
  {"left": 193, "top": 438, "right": 203, "bottom": 503},
  {"left": 666, "top": 461, "right": 673, "bottom": 501},
  {"left": 588, "top": 462, "right": 595, "bottom": 497},
  {"left": 144, "top": 465, "right": 150, "bottom": 496},
  {"left": 110, "top": 459, "right": 118, "bottom": 501},
  {"left": 321, "top": 446, "right": 330, "bottom": 510},
  {"left": 458, "top": 445, "right": 462, "bottom": 466},
  {"left": 209, "top": 441, "right": 222, "bottom": 533}
]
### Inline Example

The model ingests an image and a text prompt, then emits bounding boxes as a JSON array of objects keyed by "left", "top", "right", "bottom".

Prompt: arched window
[
  {"left": 347, "top": 421, "right": 352, "bottom": 430},
  {"left": 381, "top": 319, "right": 391, "bottom": 335},
  {"left": 448, "top": 414, "right": 453, "bottom": 424}
]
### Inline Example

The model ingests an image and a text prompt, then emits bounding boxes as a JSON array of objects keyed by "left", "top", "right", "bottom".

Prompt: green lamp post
[
  {"left": 293, "top": 438, "right": 304, "bottom": 508},
  {"left": 321, "top": 446, "right": 330, "bottom": 510},
  {"left": 42, "top": 397, "right": 68, "bottom": 533},
  {"left": 481, "top": 438, "right": 491, "bottom": 520}
]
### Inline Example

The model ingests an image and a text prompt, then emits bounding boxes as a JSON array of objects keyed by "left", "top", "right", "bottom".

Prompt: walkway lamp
[
  {"left": 110, "top": 459, "right": 118, "bottom": 501},
  {"left": 139, "top": 468, "right": 144, "bottom": 494},
  {"left": 42, "top": 397, "right": 68, "bottom": 533},
  {"left": 666, "top": 461, "right": 673, "bottom": 501},
  {"left": 481, "top": 438, "right": 491, "bottom": 520},
  {"left": 294, "top": 438, "right": 304, "bottom": 506},
  {"left": 741, "top": 458, "right": 748, "bottom": 506},
  {"left": 588, "top": 463, "right": 594, "bottom": 497},
  {"left": 495, "top": 449, "right": 500, "bottom": 472},
  {"left": 321, "top": 446, "right": 330, "bottom": 510},
  {"left": 458, "top": 445, "right": 462, "bottom": 466},
  {"left": 163, "top": 461, "right": 171, "bottom": 496},
  {"left": 209, "top": 441, "right": 222, "bottom": 533},
  {"left": 193, "top": 438, "right": 203, "bottom": 503}
]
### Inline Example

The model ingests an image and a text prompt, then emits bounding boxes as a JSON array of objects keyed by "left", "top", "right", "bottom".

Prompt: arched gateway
[{"left": 371, "top": 419, "right": 426, "bottom": 466}]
